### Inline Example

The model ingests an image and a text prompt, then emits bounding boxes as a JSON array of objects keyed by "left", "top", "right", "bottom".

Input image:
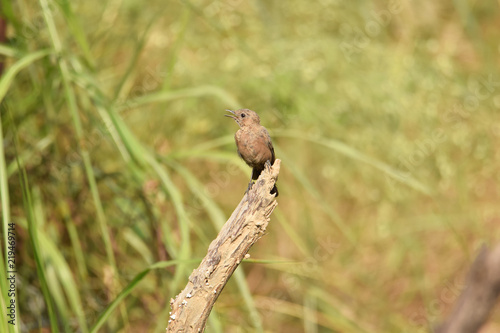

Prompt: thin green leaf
[{"left": 0, "top": 49, "right": 51, "bottom": 103}]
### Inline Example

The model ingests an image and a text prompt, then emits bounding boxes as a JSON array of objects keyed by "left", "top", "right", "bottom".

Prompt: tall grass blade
[
  {"left": 13, "top": 120, "right": 59, "bottom": 332},
  {"left": 55, "top": 0, "right": 95, "bottom": 67},
  {"left": 115, "top": 86, "right": 240, "bottom": 112},
  {"left": 0, "top": 105, "right": 17, "bottom": 333},
  {"left": 0, "top": 49, "right": 51, "bottom": 103},
  {"left": 39, "top": 0, "right": 126, "bottom": 326},
  {"left": 90, "top": 260, "right": 199, "bottom": 333}
]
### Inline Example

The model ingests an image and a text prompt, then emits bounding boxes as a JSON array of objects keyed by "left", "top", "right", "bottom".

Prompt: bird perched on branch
[{"left": 225, "top": 109, "right": 278, "bottom": 196}]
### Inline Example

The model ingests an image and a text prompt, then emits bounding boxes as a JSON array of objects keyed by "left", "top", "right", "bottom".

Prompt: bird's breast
[{"left": 235, "top": 127, "right": 273, "bottom": 168}]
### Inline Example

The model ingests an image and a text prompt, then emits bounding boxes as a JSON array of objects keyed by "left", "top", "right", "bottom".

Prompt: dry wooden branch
[
  {"left": 166, "top": 160, "right": 280, "bottom": 333},
  {"left": 435, "top": 244, "right": 500, "bottom": 333}
]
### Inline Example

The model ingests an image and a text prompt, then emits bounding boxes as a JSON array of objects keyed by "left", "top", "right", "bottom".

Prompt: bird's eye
[{"left": 241, "top": 114, "right": 246, "bottom": 118}]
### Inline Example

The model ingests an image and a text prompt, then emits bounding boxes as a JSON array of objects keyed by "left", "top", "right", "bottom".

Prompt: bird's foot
[
  {"left": 245, "top": 180, "right": 254, "bottom": 194},
  {"left": 265, "top": 160, "right": 272, "bottom": 170}
]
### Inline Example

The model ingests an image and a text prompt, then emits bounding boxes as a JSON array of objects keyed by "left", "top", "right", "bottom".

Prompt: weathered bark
[
  {"left": 435, "top": 244, "right": 500, "bottom": 333},
  {"left": 166, "top": 160, "right": 280, "bottom": 332}
]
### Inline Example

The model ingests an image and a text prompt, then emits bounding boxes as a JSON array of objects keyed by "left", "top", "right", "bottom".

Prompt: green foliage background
[{"left": 1, "top": 0, "right": 500, "bottom": 332}]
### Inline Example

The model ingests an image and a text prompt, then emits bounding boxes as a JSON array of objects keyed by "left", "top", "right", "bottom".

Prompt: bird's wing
[
  {"left": 262, "top": 127, "right": 275, "bottom": 164},
  {"left": 268, "top": 140, "right": 275, "bottom": 164}
]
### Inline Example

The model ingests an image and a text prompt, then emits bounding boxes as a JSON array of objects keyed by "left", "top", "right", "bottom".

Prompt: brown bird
[{"left": 225, "top": 109, "right": 278, "bottom": 196}]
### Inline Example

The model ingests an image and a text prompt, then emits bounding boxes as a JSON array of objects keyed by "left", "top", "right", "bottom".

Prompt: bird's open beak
[
  {"left": 224, "top": 109, "right": 238, "bottom": 122},
  {"left": 224, "top": 109, "right": 235, "bottom": 117}
]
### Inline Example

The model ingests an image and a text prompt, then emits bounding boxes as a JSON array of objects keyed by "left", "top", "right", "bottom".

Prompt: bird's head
[{"left": 225, "top": 109, "right": 261, "bottom": 128}]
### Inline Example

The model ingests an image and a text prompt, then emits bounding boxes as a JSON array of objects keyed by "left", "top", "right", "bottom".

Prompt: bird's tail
[{"left": 271, "top": 184, "right": 279, "bottom": 197}]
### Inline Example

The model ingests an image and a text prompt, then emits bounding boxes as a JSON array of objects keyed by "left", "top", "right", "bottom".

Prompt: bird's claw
[{"left": 245, "top": 180, "right": 253, "bottom": 193}]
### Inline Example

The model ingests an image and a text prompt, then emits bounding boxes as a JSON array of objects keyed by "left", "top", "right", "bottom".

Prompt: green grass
[{"left": 1, "top": 0, "right": 500, "bottom": 332}]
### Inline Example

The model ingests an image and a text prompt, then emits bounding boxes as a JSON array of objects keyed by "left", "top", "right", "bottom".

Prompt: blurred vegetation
[{"left": 1, "top": 0, "right": 500, "bottom": 332}]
